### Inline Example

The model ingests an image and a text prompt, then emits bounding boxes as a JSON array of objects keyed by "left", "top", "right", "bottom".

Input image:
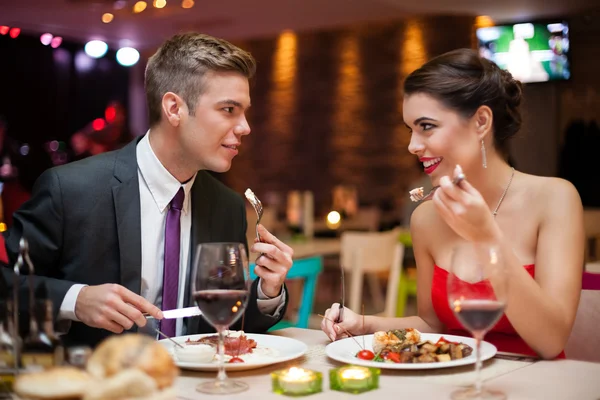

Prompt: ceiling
[{"left": 0, "top": 0, "right": 596, "bottom": 50}]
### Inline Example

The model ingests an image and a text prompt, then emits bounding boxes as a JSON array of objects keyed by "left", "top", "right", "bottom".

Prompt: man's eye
[{"left": 223, "top": 107, "right": 234, "bottom": 113}]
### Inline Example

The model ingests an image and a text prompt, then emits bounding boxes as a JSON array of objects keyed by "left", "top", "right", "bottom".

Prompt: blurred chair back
[
  {"left": 351, "top": 207, "right": 381, "bottom": 232},
  {"left": 341, "top": 227, "right": 404, "bottom": 317},
  {"left": 565, "top": 270, "right": 600, "bottom": 362},
  {"left": 583, "top": 208, "right": 600, "bottom": 262},
  {"left": 250, "top": 256, "right": 323, "bottom": 330}
]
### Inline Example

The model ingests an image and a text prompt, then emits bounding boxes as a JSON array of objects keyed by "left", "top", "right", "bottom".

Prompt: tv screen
[{"left": 476, "top": 21, "right": 570, "bottom": 83}]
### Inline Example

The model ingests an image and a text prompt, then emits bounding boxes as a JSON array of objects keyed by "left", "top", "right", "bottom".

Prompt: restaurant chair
[
  {"left": 564, "top": 269, "right": 600, "bottom": 362},
  {"left": 250, "top": 256, "right": 323, "bottom": 330},
  {"left": 396, "top": 228, "right": 417, "bottom": 317},
  {"left": 583, "top": 208, "right": 600, "bottom": 262},
  {"left": 396, "top": 269, "right": 418, "bottom": 317},
  {"left": 340, "top": 228, "right": 404, "bottom": 317}
]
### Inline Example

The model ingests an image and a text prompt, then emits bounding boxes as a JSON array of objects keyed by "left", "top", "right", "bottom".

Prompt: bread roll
[
  {"left": 83, "top": 368, "right": 157, "bottom": 400},
  {"left": 144, "top": 387, "right": 178, "bottom": 400},
  {"left": 14, "top": 366, "right": 93, "bottom": 399},
  {"left": 87, "top": 333, "right": 178, "bottom": 389}
]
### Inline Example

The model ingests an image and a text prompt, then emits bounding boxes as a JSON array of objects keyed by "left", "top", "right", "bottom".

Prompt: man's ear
[
  {"left": 161, "top": 92, "right": 187, "bottom": 127},
  {"left": 474, "top": 105, "right": 494, "bottom": 141}
]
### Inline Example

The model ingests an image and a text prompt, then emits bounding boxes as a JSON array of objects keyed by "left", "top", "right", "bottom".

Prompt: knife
[
  {"left": 336, "top": 264, "right": 345, "bottom": 323},
  {"left": 144, "top": 306, "right": 202, "bottom": 320}
]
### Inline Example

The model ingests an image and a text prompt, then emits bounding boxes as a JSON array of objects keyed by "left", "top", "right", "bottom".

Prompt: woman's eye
[{"left": 421, "top": 123, "right": 434, "bottom": 131}]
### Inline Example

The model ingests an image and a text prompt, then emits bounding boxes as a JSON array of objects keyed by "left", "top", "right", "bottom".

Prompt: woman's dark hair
[{"left": 403, "top": 48, "right": 523, "bottom": 157}]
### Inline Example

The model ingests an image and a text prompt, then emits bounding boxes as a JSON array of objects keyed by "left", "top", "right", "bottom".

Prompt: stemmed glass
[
  {"left": 447, "top": 243, "right": 508, "bottom": 400},
  {"left": 191, "top": 242, "right": 251, "bottom": 394}
]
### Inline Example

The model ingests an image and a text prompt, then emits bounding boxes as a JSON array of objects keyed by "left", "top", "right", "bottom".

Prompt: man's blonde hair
[{"left": 145, "top": 32, "right": 256, "bottom": 126}]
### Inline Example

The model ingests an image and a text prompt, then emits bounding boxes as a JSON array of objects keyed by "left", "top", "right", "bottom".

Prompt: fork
[
  {"left": 244, "top": 188, "right": 263, "bottom": 243},
  {"left": 155, "top": 328, "right": 184, "bottom": 349},
  {"left": 409, "top": 173, "right": 466, "bottom": 203},
  {"left": 336, "top": 263, "right": 345, "bottom": 323}
]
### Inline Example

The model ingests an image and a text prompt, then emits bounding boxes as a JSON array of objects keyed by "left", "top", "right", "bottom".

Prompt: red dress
[{"left": 431, "top": 264, "right": 565, "bottom": 358}]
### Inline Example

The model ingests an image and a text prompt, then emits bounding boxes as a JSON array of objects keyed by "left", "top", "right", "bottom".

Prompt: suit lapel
[
  {"left": 186, "top": 171, "right": 213, "bottom": 302},
  {"left": 112, "top": 139, "right": 143, "bottom": 295},
  {"left": 184, "top": 172, "right": 213, "bottom": 333},
  {"left": 190, "top": 171, "right": 213, "bottom": 251}
]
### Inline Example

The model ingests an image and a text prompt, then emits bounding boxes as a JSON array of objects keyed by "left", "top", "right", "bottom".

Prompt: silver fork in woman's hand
[{"left": 409, "top": 167, "right": 466, "bottom": 203}]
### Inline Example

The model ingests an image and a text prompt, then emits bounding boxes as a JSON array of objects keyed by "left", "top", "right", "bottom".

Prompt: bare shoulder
[
  {"left": 521, "top": 174, "right": 582, "bottom": 216},
  {"left": 409, "top": 200, "right": 447, "bottom": 248},
  {"left": 410, "top": 200, "right": 437, "bottom": 233}
]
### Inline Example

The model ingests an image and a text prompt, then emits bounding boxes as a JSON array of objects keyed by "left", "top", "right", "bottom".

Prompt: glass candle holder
[
  {"left": 272, "top": 367, "right": 323, "bottom": 396},
  {"left": 329, "top": 365, "right": 380, "bottom": 394}
]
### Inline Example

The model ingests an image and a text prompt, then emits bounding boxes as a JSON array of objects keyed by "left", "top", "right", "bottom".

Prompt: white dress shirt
[{"left": 59, "top": 133, "right": 285, "bottom": 336}]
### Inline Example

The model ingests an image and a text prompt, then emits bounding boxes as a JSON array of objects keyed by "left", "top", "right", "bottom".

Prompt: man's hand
[
  {"left": 75, "top": 284, "right": 163, "bottom": 333},
  {"left": 251, "top": 224, "right": 294, "bottom": 298}
]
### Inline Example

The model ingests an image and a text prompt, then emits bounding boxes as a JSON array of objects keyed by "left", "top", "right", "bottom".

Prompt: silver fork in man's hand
[{"left": 245, "top": 188, "right": 263, "bottom": 243}]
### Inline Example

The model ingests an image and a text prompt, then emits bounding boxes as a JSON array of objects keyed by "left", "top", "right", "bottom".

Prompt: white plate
[
  {"left": 325, "top": 333, "right": 497, "bottom": 370},
  {"left": 159, "top": 333, "right": 308, "bottom": 371}
]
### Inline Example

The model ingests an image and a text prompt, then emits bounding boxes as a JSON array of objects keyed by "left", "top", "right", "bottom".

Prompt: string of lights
[{"left": 101, "top": 0, "right": 195, "bottom": 26}]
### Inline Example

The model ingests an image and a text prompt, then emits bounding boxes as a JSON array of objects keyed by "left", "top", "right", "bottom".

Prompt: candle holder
[
  {"left": 329, "top": 365, "right": 380, "bottom": 394},
  {"left": 271, "top": 367, "right": 322, "bottom": 396}
]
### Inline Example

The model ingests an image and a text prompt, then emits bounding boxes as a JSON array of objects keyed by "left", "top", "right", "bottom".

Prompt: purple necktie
[{"left": 161, "top": 187, "right": 184, "bottom": 337}]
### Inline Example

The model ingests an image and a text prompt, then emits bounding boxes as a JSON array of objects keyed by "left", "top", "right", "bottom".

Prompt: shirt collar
[{"left": 136, "top": 132, "right": 196, "bottom": 215}]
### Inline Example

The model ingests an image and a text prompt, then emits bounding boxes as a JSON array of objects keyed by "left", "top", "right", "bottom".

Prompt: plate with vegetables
[{"left": 325, "top": 329, "right": 497, "bottom": 370}]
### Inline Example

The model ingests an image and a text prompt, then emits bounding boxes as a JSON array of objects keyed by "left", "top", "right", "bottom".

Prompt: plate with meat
[
  {"left": 325, "top": 329, "right": 497, "bottom": 370},
  {"left": 159, "top": 330, "right": 308, "bottom": 371}
]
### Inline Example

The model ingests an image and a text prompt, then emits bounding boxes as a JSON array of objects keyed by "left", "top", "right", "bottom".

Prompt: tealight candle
[
  {"left": 272, "top": 367, "right": 323, "bottom": 396},
  {"left": 329, "top": 365, "right": 380, "bottom": 394}
]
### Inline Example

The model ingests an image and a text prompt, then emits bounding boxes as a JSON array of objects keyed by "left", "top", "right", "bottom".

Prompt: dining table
[
  {"left": 285, "top": 238, "right": 342, "bottom": 260},
  {"left": 174, "top": 328, "right": 600, "bottom": 400}
]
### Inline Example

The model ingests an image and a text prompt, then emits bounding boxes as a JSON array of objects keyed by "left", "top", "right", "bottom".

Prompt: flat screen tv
[{"left": 476, "top": 20, "right": 570, "bottom": 83}]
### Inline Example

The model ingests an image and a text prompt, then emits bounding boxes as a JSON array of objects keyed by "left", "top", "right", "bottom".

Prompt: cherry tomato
[
  {"left": 356, "top": 350, "right": 375, "bottom": 360},
  {"left": 229, "top": 357, "right": 244, "bottom": 363},
  {"left": 382, "top": 351, "right": 401, "bottom": 363}
]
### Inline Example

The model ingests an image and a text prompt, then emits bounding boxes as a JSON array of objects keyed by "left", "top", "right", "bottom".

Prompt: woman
[{"left": 322, "top": 49, "right": 583, "bottom": 359}]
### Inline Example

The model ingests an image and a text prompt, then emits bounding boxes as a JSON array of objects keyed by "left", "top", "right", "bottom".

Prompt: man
[{"left": 2, "top": 33, "right": 293, "bottom": 347}]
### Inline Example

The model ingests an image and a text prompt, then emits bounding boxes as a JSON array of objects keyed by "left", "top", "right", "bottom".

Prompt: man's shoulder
[
  {"left": 54, "top": 137, "right": 138, "bottom": 181},
  {"left": 196, "top": 171, "right": 244, "bottom": 206},
  {"left": 53, "top": 152, "right": 117, "bottom": 182},
  {"left": 37, "top": 149, "right": 126, "bottom": 194}
]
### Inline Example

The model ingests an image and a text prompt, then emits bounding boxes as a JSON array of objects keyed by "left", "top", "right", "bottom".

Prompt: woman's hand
[
  {"left": 321, "top": 303, "right": 368, "bottom": 341},
  {"left": 432, "top": 165, "right": 502, "bottom": 243}
]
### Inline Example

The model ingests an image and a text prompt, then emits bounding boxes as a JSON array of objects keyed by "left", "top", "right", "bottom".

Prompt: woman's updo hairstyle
[{"left": 403, "top": 48, "right": 523, "bottom": 158}]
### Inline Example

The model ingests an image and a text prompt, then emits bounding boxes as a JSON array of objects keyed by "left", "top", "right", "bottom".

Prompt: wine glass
[
  {"left": 191, "top": 242, "right": 251, "bottom": 394},
  {"left": 447, "top": 243, "right": 508, "bottom": 400}
]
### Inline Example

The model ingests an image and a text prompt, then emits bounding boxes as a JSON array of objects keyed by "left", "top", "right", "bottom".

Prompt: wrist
[
  {"left": 475, "top": 222, "right": 504, "bottom": 244},
  {"left": 260, "top": 281, "right": 282, "bottom": 298},
  {"left": 74, "top": 285, "right": 88, "bottom": 320},
  {"left": 363, "top": 315, "right": 375, "bottom": 335}
]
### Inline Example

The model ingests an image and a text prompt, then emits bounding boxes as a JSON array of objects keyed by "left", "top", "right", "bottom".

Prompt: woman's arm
[{"left": 496, "top": 178, "right": 583, "bottom": 359}]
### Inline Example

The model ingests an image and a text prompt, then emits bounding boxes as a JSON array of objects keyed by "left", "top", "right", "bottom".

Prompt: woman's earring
[{"left": 481, "top": 139, "right": 487, "bottom": 169}]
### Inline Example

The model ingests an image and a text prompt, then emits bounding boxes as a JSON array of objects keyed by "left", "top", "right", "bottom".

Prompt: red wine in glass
[
  {"left": 193, "top": 290, "right": 249, "bottom": 327},
  {"left": 448, "top": 243, "right": 508, "bottom": 400},
  {"left": 455, "top": 300, "right": 505, "bottom": 334},
  {"left": 191, "top": 243, "right": 250, "bottom": 395}
]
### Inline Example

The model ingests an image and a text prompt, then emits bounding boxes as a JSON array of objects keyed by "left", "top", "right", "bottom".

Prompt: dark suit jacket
[{"left": 2, "top": 137, "right": 286, "bottom": 347}]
